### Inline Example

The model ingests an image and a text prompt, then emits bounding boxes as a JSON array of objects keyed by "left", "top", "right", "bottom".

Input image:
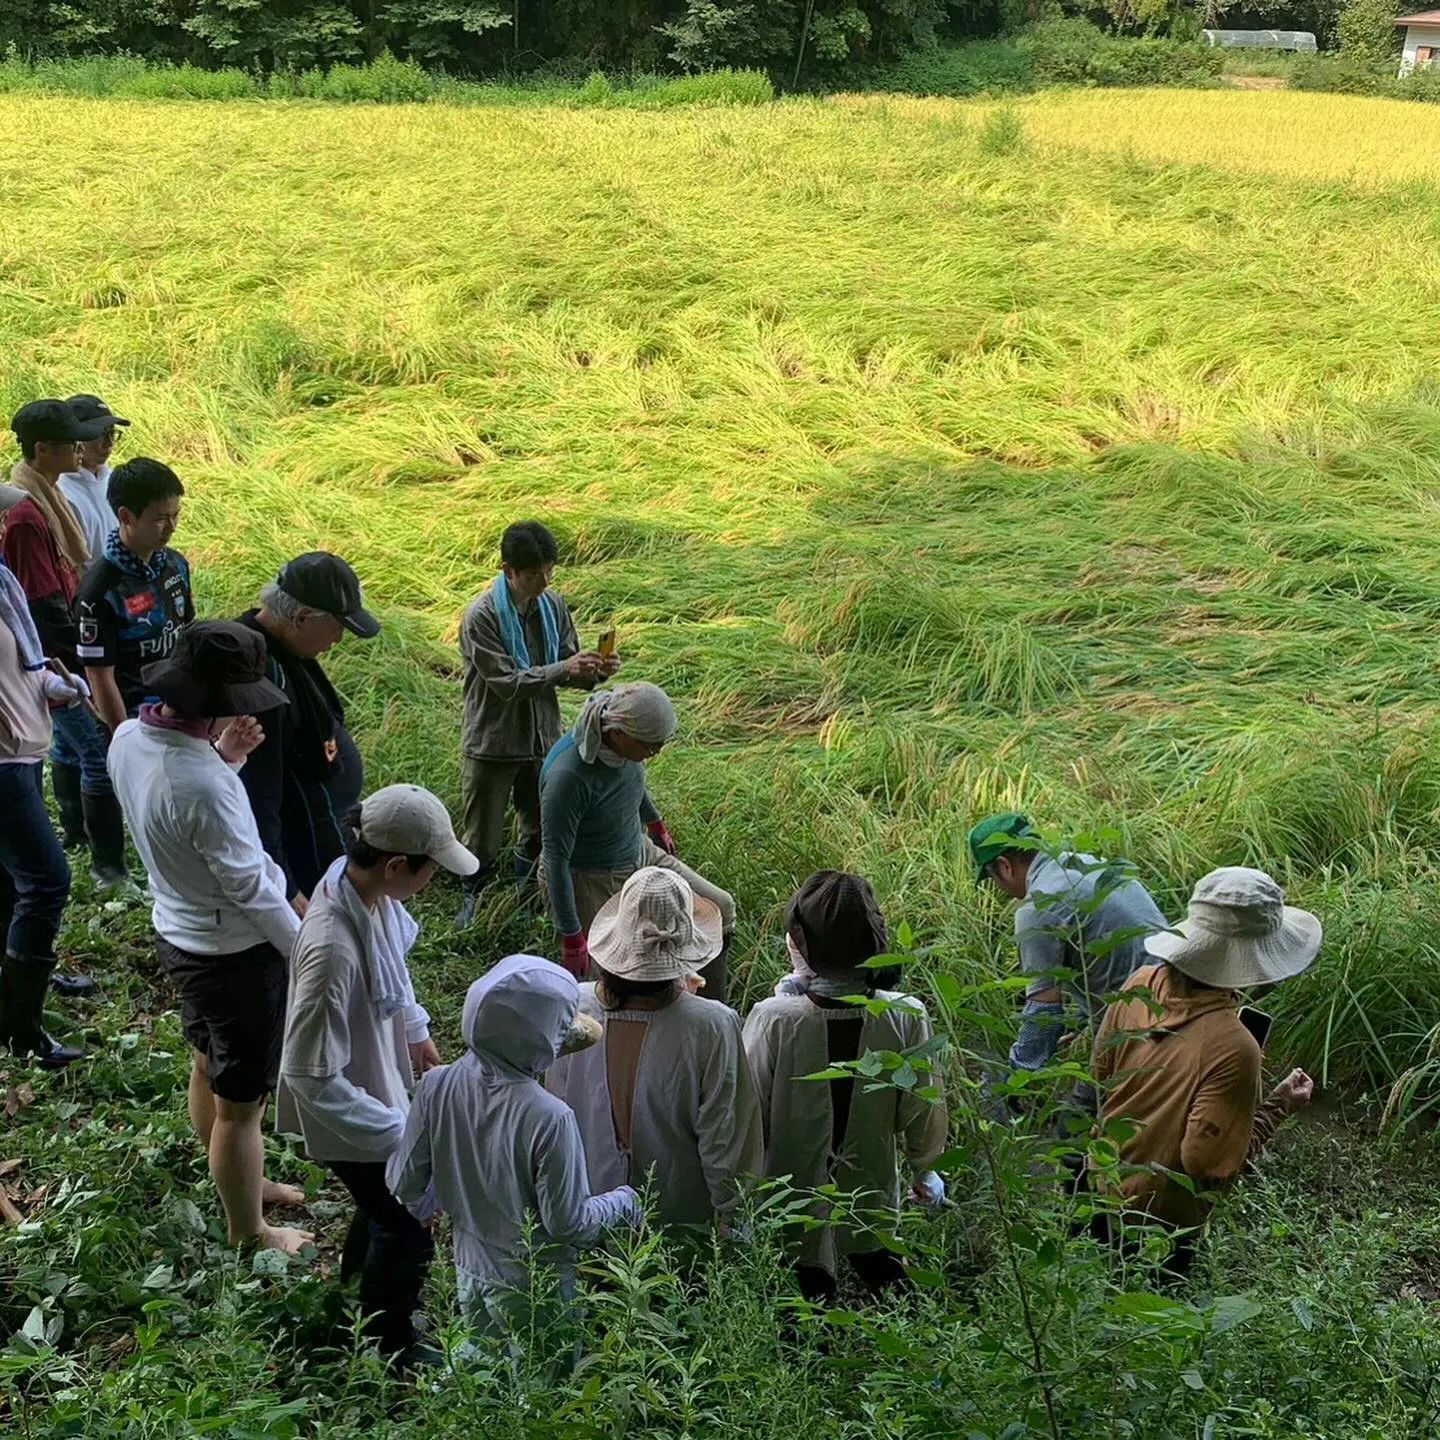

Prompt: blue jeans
[
  {"left": 0, "top": 763, "right": 71, "bottom": 958},
  {"left": 49, "top": 703, "right": 111, "bottom": 794}
]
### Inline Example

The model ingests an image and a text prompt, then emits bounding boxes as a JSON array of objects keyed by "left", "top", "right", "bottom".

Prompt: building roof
[{"left": 1396, "top": 10, "right": 1440, "bottom": 24}]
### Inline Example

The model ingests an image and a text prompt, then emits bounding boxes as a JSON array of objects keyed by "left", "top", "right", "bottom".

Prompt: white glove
[
  {"left": 42, "top": 670, "right": 89, "bottom": 706},
  {"left": 912, "top": 1171, "right": 946, "bottom": 1208}
]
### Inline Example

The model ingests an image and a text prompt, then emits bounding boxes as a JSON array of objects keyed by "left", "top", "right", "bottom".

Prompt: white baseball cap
[{"left": 359, "top": 784, "right": 479, "bottom": 877}]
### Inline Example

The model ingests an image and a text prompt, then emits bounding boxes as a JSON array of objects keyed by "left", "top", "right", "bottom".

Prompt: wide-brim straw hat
[
  {"left": 1145, "top": 865, "right": 1321, "bottom": 990},
  {"left": 589, "top": 867, "right": 723, "bottom": 983}
]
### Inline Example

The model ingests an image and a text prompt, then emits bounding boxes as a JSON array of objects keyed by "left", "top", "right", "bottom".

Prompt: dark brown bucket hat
[{"left": 141, "top": 620, "right": 289, "bottom": 717}]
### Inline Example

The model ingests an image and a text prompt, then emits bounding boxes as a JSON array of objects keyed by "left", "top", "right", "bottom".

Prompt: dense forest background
[{"left": 0, "top": 0, "right": 1351, "bottom": 77}]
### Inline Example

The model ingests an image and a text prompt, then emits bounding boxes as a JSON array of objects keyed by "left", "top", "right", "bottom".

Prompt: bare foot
[
  {"left": 262, "top": 1180, "right": 305, "bottom": 1208},
  {"left": 259, "top": 1223, "right": 315, "bottom": 1256}
]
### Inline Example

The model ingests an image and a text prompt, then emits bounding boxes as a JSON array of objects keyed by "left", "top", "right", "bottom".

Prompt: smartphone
[
  {"left": 1238, "top": 1005, "right": 1273, "bottom": 1050},
  {"left": 597, "top": 628, "right": 617, "bottom": 659}
]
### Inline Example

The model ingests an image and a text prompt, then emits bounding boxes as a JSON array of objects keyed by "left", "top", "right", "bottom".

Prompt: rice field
[{"left": 5, "top": 87, "right": 1440, "bottom": 1089}]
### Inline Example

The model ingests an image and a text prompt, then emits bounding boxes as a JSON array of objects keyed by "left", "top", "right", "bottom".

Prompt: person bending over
[{"left": 539, "top": 681, "right": 735, "bottom": 1000}]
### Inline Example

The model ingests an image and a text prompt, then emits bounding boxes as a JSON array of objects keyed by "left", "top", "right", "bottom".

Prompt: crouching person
[
  {"left": 1090, "top": 867, "right": 1319, "bottom": 1278},
  {"left": 744, "top": 872, "right": 948, "bottom": 1304},
  {"left": 546, "top": 869, "right": 763, "bottom": 1232},
  {"left": 277, "top": 785, "right": 479, "bottom": 1365},
  {"left": 387, "top": 955, "right": 641, "bottom": 1338}
]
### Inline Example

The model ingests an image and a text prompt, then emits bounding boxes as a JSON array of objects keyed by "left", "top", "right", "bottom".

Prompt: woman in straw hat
[
  {"left": 743, "top": 872, "right": 948, "bottom": 1304},
  {"left": 545, "top": 867, "right": 763, "bottom": 1231},
  {"left": 388, "top": 954, "right": 640, "bottom": 1338},
  {"left": 1091, "top": 866, "right": 1319, "bottom": 1267}
]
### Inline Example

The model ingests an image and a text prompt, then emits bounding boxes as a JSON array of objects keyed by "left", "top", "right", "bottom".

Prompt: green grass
[{"left": 6, "top": 86, "right": 1440, "bottom": 1434}]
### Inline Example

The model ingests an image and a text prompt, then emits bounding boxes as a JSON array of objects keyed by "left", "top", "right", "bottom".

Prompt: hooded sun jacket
[
  {"left": 386, "top": 955, "right": 637, "bottom": 1328},
  {"left": 743, "top": 990, "right": 947, "bottom": 1276},
  {"left": 1090, "top": 962, "right": 1288, "bottom": 1231}
]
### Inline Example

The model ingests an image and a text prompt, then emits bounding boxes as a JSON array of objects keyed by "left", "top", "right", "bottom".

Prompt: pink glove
[
  {"left": 560, "top": 932, "right": 590, "bottom": 979},
  {"left": 647, "top": 819, "right": 676, "bottom": 856}
]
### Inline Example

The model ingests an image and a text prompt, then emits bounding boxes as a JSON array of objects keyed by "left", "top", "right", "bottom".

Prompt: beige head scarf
[
  {"left": 11, "top": 459, "right": 91, "bottom": 576},
  {"left": 572, "top": 682, "right": 677, "bottom": 766}
]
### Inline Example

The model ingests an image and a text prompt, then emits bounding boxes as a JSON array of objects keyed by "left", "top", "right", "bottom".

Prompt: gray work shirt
[
  {"left": 1016, "top": 851, "right": 1169, "bottom": 1011},
  {"left": 459, "top": 585, "right": 587, "bottom": 762}
]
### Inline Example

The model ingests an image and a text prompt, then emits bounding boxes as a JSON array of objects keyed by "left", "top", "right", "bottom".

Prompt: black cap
[
  {"left": 142, "top": 621, "right": 289, "bottom": 717},
  {"left": 275, "top": 552, "right": 380, "bottom": 639},
  {"left": 786, "top": 871, "right": 889, "bottom": 979},
  {"left": 66, "top": 394, "right": 131, "bottom": 429},
  {"left": 10, "top": 399, "right": 108, "bottom": 446}
]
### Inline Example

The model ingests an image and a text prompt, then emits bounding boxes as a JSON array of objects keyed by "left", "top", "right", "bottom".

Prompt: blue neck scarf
[
  {"left": 492, "top": 573, "right": 559, "bottom": 669},
  {"left": 105, "top": 528, "right": 167, "bottom": 583}
]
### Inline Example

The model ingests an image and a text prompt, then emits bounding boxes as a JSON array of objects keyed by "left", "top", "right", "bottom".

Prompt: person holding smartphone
[
  {"left": 1090, "top": 866, "right": 1320, "bottom": 1276},
  {"left": 455, "top": 521, "right": 618, "bottom": 926}
]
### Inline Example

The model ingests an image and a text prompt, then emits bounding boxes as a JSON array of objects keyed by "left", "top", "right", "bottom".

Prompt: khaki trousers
[{"left": 461, "top": 756, "right": 542, "bottom": 872}]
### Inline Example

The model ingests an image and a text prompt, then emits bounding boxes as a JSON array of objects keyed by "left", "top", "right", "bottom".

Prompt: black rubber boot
[
  {"left": 51, "top": 971, "right": 97, "bottom": 997},
  {"left": 2, "top": 953, "right": 84, "bottom": 1070},
  {"left": 81, "top": 790, "right": 130, "bottom": 891},
  {"left": 697, "top": 934, "right": 731, "bottom": 1007},
  {"left": 453, "top": 863, "right": 498, "bottom": 929},
  {"left": 50, "top": 763, "right": 87, "bottom": 850}
]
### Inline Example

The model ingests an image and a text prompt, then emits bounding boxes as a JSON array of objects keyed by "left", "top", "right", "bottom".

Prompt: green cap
[{"left": 967, "top": 813, "right": 1035, "bottom": 882}]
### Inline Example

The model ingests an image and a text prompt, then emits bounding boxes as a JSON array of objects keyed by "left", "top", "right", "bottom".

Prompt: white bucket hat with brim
[
  {"left": 589, "top": 867, "right": 723, "bottom": 983},
  {"left": 1145, "top": 866, "right": 1322, "bottom": 989}
]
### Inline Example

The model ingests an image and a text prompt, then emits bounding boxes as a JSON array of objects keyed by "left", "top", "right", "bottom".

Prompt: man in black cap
[
  {"left": 59, "top": 394, "right": 130, "bottom": 561},
  {"left": 235, "top": 553, "right": 380, "bottom": 912},
  {"left": 2, "top": 400, "right": 130, "bottom": 894},
  {"left": 108, "top": 620, "right": 312, "bottom": 1256}
]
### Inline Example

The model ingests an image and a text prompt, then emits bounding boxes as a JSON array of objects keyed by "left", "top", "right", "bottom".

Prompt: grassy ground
[{"left": 5, "top": 86, "right": 1440, "bottom": 1434}]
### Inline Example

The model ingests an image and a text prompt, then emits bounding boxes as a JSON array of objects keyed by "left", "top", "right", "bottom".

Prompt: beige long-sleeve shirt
[
  {"left": 545, "top": 984, "right": 764, "bottom": 1227},
  {"left": 743, "top": 991, "right": 947, "bottom": 1275}
]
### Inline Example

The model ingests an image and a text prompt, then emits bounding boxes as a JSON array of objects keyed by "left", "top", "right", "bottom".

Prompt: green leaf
[
  {"left": 21, "top": 1305, "right": 48, "bottom": 1344},
  {"left": 1291, "top": 1296, "right": 1315, "bottom": 1332},
  {"left": 141, "top": 1263, "right": 173, "bottom": 1290},
  {"left": 1208, "top": 1294, "right": 1263, "bottom": 1335},
  {"left": 251, "top": 1249, "right": 290, "bottom": 1277},
  {"left": 1180, "top": 1370, "right": 1205, "bottom": 1391}
]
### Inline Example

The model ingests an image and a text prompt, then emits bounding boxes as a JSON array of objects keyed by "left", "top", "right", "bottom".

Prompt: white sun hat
[
  {"left": 1145, "top": 866, "right": 1321, "bottom": 989},
  {"left": 589, "top": 867, "right": 723, "bottom": 982}
]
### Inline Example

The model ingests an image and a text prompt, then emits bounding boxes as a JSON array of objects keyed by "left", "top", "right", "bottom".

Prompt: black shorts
[{"left": 156, "top": 937, "right": 288, "bottom": 1103}]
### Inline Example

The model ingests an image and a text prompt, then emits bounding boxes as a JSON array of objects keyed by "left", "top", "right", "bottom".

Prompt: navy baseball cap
[
  {"left": 10, "top": 399, "right": 108, "bottom": 446},
  {"left": 66, "top": 394, "right": 131, "bottom": 429},
  {"left": 275, "top": 552, "right": 380, "bottom": 639}
]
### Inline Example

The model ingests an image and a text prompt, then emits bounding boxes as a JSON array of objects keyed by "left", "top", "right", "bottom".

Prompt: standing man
[
  {"left": 74, "top": 458, "right": 191, "bottom": 733},
  {"left": 968, "top": 813, "right": 1168, "bottom": 1080},
  {"left": 539, "top": 681, "right": 736, "bottom": 1001},
  {"left": 109, "top": 621, "right": 311, "bottom": 1255},
  {"left": 277, "top": 785, "right": 478, "bottom": 1364},
  {"left": 455, "top": 521, "right": 615, "bottom": 927},
  {"left": 3, "top": 400, "right": 129, "bottom": 890},
  {"left": 58, "top": 394, "right": 129, "bottom": 560},
  {"left": 235, "top": 553, "right": 379, "bottom": 913},
  {"left": 0, "top": 555, "right": 87, "bottom": 1066}
]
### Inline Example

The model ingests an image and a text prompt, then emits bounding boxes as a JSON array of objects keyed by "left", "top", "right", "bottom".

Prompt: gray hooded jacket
[{"left": 387, "top": 955, "right": 638, "bottom": 1323}]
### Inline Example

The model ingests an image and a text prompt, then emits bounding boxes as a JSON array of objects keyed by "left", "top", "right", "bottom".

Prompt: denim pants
[
  {"left": 329, "top": 1159, "right": 434, "bottom": 1354},
  {"left": 48, "top": 703, "right": 112, "bottom": 794},
  {"left": 0, "top": 762, "right": 71, "bottom": 958}
]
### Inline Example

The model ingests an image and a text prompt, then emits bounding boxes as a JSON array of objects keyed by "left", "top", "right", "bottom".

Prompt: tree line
[{"left": 1, "top": 0, "right": 1348, "bottom": 78}]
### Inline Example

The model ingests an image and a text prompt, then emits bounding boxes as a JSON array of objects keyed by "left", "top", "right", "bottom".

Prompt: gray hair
[{"left": 258, "top": 580, "right": 309, "bottom": 621}]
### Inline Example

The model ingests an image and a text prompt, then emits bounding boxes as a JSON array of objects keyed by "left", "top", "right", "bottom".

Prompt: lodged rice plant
[{"left": 3, "top": 87, "right": 1440, "bottom": 1087}]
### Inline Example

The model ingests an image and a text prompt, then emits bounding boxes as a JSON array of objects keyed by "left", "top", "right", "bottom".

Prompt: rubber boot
[
  {"left": 82, "top": 790, "right": 130, "bottom": 892},
  {"left": 453, "top": 863, "right": 498, "bottom": 929},
  {"left": 696, "top": 934, "right": 731, "bottom": 1007},
  {"left": 50, "top": 763, "right": 87, "bottom": 850},
  {"left": 1, "top": 953, "right": 84, "bottom": 1070}
]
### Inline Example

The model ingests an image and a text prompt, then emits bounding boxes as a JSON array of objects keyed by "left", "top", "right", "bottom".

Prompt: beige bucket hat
[
  {"left": 589, "top": 867, "right": 723, "bottom": 982},
  {"left": 1145, "top": 866, "right": 1321, "bottom": 989}
]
